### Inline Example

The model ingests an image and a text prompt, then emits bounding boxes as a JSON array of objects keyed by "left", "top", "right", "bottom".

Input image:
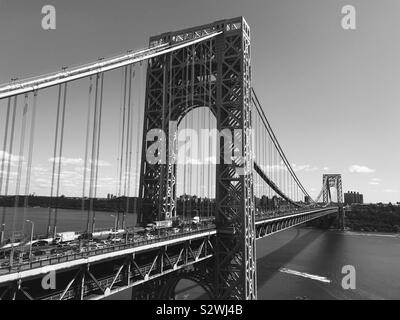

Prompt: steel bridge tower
[
  {"left": 322, "top": 174, "right": 345, "bottom": 230},
  {"left": 138, "top": 17, "right": 257, "bottom": 299},
  {"left": 322, "top": 174, "right": 343, "bottom": 204}
]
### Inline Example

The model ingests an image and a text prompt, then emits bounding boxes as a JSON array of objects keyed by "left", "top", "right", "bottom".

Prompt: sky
[{"left": 0, "top": 0, "right": 399, "bottom": 203}]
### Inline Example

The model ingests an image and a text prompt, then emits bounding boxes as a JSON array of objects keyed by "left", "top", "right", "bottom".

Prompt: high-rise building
[{"left": 344, "top": 191, "right": 364, "bottom": 205}]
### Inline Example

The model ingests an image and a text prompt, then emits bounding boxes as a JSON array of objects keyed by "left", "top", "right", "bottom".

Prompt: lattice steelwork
[
  {"left": 138, "top": 17, "right": 257, "bottom": 300},
  {"left": 322, "top": 174, "right": 343, "bottom": 204}
]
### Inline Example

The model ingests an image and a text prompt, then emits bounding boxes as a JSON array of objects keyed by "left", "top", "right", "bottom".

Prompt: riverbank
[{"left": 345, "top": 203, "right": 400, "bottom": 233}]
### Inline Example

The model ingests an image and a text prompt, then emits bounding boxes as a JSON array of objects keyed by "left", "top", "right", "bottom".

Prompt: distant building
[{"left": 344, "top": 191, "right": 364, "bottom": 205}]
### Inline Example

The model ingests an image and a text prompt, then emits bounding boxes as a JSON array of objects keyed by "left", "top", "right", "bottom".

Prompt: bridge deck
[{"left": 0, "top": 228, "right": 216, "bottom": 284}]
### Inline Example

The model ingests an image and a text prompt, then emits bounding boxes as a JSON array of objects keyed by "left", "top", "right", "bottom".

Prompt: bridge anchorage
[{"left": 0, "top": 16, "right": 343, "bottom": 301}]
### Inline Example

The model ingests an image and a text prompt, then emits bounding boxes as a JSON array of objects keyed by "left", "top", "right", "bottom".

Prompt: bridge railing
[
  {"left": 0, "top": 225, "right": 216, "bottom": 276},
  {"left": 255, "top": 206, "right": 334, "bottom": 222}
]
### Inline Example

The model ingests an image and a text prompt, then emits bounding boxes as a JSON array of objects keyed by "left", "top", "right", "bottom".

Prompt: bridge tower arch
[
  {"left": 322, "top": 174, "right": 343, "bottom": 204},
  {"left": 322, "top": 174, "right": 345, "bottom": 230},
  {"left": 138, "top": 17, "right": 257, "bottom": 300}
]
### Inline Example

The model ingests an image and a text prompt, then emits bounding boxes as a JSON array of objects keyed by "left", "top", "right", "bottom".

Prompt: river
[
  {"left": 116, "top": 227, "right": 400, "bottom": 300},
  {"left": 0, "top": 207, "right": 137, "bottom": 237}
]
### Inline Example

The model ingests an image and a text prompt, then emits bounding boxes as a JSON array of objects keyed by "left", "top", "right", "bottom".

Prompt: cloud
[
  {"left": 49, "top": 157, "right": 83, "bottom": 165},
  {"left": 348, "top": 165, "right": 375, "bottom": 174},
  {"left": 368, "top": 178, "right": 381, "bottom": 185},
  {"left": 383, "top": 189, "right": 398, "bottom": 193},
  {"left": 48, "top": 157, "right": 111, "bottom": 167},
  {"left": 0, "top": 151, "right": 24, "bottom": 167},
  {"left": 292, "top": 164, "right": 319, "bottom": 172}
]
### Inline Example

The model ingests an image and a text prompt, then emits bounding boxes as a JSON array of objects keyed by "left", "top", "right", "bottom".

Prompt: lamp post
[
  {"left": 110, "top": 215, "right": 117, "bottom": 241},
  {"left": 110, "top": 215, "right": 117, "bottom": 231},
  {"left": 0, "top": 223, "right": 5, "bottom": 246},
  {"left": 26, "top": 220, "right": 34, "bottom": 260}
]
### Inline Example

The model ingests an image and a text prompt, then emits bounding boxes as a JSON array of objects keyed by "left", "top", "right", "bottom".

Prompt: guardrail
[
  {"left": 0, "top": 225, "right": 216, "bottom": 276},
  {"left": 255, "top": 206, "right": 337, "bottom": 222}
]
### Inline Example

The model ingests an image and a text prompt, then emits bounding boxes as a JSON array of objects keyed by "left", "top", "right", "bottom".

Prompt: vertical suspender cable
[
  {"left": 169, "top": 49, "right": 174, "bottom": 220},
  {"left": 0, "top": 98, "right": 11, "bottom": 245},
  {"left": 88, "top": 74, "right": 99, "bottom": 233},
  {"left": 115, "top": 69, "right": 124, "bottom": 196},
  {"left": 118, "top": 67, "right": 128, "bottom": 197},
  {"left": 207, "top": 40, "right": 212, "bottom": 218},
  {"left": 92, "top": 73, "right": 104, "bottom": 233},
  {"left": 183, "top": 47, "right": 189, "bottom": 222},
  {"left": 0, "top": 98, "right": 11, "bottom": 194},
  {"left": 53, "top": 83, "right": 68, "bottom": 237},
  {"left": 126, "top": 65, "right": 135, "bottom": 217},
  {"left": 82, "top": 77, "right": 93, "bottom": 231},
  {"left": 23, "top": 91, "right": 38, "bottom": 232},
  {"left": 124, "top": 65, "right": 132, "bottom": 198},
  {"left": 189, "top": 44, "right": 195, "bottom": 218},
  {"left": 134, "top": 62, "right": 144, "bottom": 216},
  {"left": 13, "top": 94, "right": 28, "bottom": 237},
  {"left": 47, "top": 84, "right": 62, "bottom": 237},
  {"left": 7, "top": 96, "right": 18, "bottom": 265}
]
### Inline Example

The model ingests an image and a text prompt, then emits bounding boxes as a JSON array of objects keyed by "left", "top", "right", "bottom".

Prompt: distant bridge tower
[
  {"left": 322, "top": 174, "right": 343, "bottom": 204},
  {"left": 322, "top": 174, "right": 344, "bottom": 230},
  {"left": 138, "top": 17, "right": 257, "bottom": 299}
]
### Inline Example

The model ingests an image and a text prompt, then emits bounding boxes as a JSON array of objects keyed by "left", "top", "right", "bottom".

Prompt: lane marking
[
  {"left": 280, "top": 268, "right": 331, "bottom": 283},
  {"left": 342, "top": 232, "right": 400, "bottom": 238}
]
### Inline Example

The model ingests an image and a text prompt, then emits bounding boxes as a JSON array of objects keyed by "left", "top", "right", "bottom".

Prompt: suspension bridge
[{"left": 0, "top": 17, "right": 344, "bottom": 300}]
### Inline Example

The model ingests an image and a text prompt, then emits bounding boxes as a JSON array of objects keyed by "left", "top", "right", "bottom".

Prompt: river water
[
  {"left": 2, "top": 208, "right": 399, "bottom": 299},
  {"left": 0, "top": 207, "right": 137, "bottom": 237},
  {"left": 254, "top": 227, "right": 400, "bottom": 300},
  {"left": 107, "top": 227, "right": 400, "bottom": 300}
]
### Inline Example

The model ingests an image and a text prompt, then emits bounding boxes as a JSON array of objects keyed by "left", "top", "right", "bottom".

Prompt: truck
[
  {"left": 92, "top": 229, "right": 113, "bottom": 240},
  {"left": 154, "top": 220, "right": 173, "bottom": 230},
  {"left": 191, "top": 216, "right": 200, "bottom": 224},
  {"left": 53, "top": 232, "right": 76, "bottom": 244}
]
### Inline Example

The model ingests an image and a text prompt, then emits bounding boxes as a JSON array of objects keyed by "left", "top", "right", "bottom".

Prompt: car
[
  {"left": 33, "top": 250, "right": 47, "bottom": 257},
  {"left": 32, "top": 240, "right": 49, "bottom": 248}
]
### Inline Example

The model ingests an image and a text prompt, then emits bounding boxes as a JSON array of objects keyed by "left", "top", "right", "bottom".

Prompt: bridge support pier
[{"left": 338, "top": 206, "right": 345, "bottom": 231}]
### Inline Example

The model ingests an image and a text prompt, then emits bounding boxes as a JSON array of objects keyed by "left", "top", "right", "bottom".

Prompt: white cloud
[
  {"left": 48, "top": 157, "right": 111, "bottom": 167},
  {"left": 368, "top": 178, "right": 381, "bottom": 185},
  {"left": 49, "top": 157, "right": 83, "bottom": 165},
  {"left": 0, "top": 151, "right": 24, "bottom": 167},
  {"left": 348, "top": 165, "right": 375, "bottom": 174},
  {"left": 292, "top": 164, "right": 319, "bottom": 172},
  {"left": 383, "top": 189, "right": 398, "bottom": 193}
]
